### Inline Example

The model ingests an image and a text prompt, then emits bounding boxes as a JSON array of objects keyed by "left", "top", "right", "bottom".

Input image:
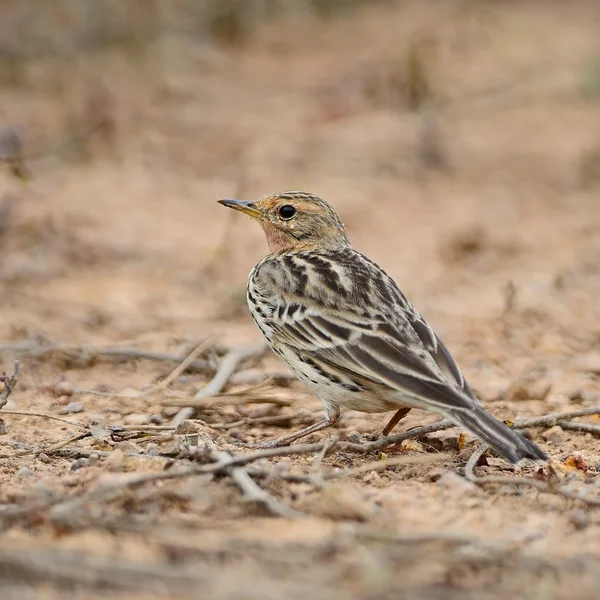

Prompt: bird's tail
[{"left": 448, "top": 406, "right": 547, "bottom": 464}]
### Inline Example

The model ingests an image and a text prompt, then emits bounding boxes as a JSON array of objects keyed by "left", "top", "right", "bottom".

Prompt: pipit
[{"left": 219, "top": 191, "right": 547, "bottom": 463}]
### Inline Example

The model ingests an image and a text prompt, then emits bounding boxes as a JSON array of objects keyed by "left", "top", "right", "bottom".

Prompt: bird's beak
[{"left": 218, "top": 199, "right": 262, "bottom": 220}]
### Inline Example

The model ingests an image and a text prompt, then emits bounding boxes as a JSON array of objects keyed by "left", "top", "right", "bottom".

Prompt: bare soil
[{"left": 1, "top": 2, "right": 600, "bottom": 598}]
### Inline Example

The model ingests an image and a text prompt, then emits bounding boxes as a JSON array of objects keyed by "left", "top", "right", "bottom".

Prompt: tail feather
[{"left": 448, "top": 406, "right": 547, "bottom": 464}]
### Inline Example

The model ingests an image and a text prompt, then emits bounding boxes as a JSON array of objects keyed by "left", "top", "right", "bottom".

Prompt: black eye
[{"left": 279, "top": 205, "right": 296, "bottom": 220}]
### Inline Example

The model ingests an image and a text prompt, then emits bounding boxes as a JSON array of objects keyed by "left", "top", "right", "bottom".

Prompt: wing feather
[{"left": 256, "top": 249, "right": 477, "bottom": 412}]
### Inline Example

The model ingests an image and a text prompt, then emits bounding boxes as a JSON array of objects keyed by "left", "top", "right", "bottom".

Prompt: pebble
[
  {"left": 162, "top": 406, "right": 180, "bottom": 418},
  {"left": 16, "top": 467, "right": 34, "bottom": 479},
  {"left": 123, "top": 413, "right": 150, "bottom": 426},
  {"left": 345, "top": 430, "right": 362, "bottom": 443},
  {"left": 70, "top": 458, "right": 88, "bottom": 471},
  {"left": 114, "top": 440, "right": 143, "bottom": 454},
  {"left": 541, "top": 425, "right": 564, "bottom": 444},
  {"left": 145, "top": 443, "right": 160, "bottom": 456},
  {"left": 104, "top": 448, "right": 125, "bottom": 471},
  {"left": 37, "top": 453, "right": 52, "bottom": 464},
  {"left": 58, "top": 401, "right": 85, "bottom": 415},
  {"left": 149, "top": 414, "right": 164, "bottom": 425},
  {"left": 87, "top": 453, "right": 100, "bottom": 466},
  {"left": 175, "top": 420, "right": 205, "bottom": 435},
  {"left": 423, "top": 430, "right": 460, "bottom": 452},
  {"left": 53, "top": 379, "right": 74, "bottom": 397}
]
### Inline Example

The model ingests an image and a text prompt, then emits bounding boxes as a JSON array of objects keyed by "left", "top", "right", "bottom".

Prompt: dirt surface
[{"left": 1, "top": 1, "right": 600, "bottom": 598}]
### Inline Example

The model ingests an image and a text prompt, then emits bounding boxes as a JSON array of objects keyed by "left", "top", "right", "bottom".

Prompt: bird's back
[{"left": 247, "top": 247, "right": 479, "bottom": 407}]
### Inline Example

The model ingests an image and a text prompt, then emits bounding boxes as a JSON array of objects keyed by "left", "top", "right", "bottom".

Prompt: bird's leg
[
  {"left": 382, "top": 408, "right": 412, "bottom": 436},
  {"left": 245, "top": 405, "right": 341, "bottom": 449}
]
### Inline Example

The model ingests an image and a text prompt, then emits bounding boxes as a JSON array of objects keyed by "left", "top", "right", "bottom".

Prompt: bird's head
[{"left": 218, "top": 191, "right": 350, "bottom": 253}]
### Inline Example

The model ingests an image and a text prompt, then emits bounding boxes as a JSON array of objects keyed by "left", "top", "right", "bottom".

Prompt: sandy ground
[{"left": 1, "top": 1, "right": 600, "bottom": 598}]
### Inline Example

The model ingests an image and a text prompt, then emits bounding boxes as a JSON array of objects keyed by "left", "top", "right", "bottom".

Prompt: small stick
[
  {"left": 0, "top": 343, "right": 216, "bottom": 374},
  {"left": 170, "top": 343, "right": 267, "bottom": 426},
  {"left": 210, "top": 450, "right": 301, "bottom": 519},
  {"left": 0, "top": 431, "right": 91, "bottom": 459},
  {"left": 555, "top": 420, "right": 600, "bottom": 436},
  {"left": 514, "top": 406, "right": 600, "bottom": 429},
  {"left": 0, "top": 410, "right": 86, "bottom": 429},
  {"left": 162, "top": 394, "right": 292, "bottom": 409},
  {"left": 210, "top": 414, "right": 296, "bottom": 430},
  {"left": 158, "top": 338, "right": 214, "bottom": 389},
  {"left": 310, "top": 436, "right": 338, "bottom": 472}
]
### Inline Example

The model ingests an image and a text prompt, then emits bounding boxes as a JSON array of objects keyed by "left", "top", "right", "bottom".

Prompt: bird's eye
[{"left": 278, "top": 205, "right": 296, "bottom": 220}]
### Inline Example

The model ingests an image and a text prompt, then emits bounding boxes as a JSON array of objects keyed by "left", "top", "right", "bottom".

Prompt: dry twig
[
  {"left": 0, "top": 342, "right": 216, "bottom": 374},
  {"left": 170, "top": 343, "right": 268, "bottom": 426},
  {"left": 210, "top": 450, "right": 302, "bottom": 519},
  {"left": 465, "top": 444, "right": 600, "bottom": 507},
  {"left": 556, "top": 420, "right": 600, "bottom": 435}
]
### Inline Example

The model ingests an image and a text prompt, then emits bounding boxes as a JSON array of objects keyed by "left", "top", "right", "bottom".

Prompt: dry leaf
[{"left": 562, "top": 454, "right": 589, "bottom": 472}]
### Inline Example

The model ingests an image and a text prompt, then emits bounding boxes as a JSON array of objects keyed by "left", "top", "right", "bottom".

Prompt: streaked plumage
[{"left": 219, "top": 191, "right": 547, "bottom": 463}]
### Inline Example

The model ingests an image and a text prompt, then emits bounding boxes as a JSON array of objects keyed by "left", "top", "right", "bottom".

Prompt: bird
[{"left": 218, "top": 191, "right": 547, "bottom": 463}]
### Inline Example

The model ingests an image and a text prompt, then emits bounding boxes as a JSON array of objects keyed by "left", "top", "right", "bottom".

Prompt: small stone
[
  {"left": 541, "top": 426, "right": 564, "bottom": 444},
  {"left": 56, "top": 396, "right": 71, "bottom": 406},
  {"left": 346, "top": 430, "right": 362, "bottom": 443},
  {"left": 104, "top": 448, "right": 125, "bottom": 471},
  {"left": 87, "top": 453, "right": 100, "bottom": 466},
  {"left": 437, "top": 471, "right": 478, "bottom": 494},
  {"left": 149, "top": 414, "right": 164, "bottom": 425},
  {"left": 485, "top": 457, "right": 515, "bottom": 471},
  {"left": 70, "top": 458, "right": 88, "bottom": 471},
  {"left": 53, "top": 379, "right": 74, "bottom": 397},
  {"left": 37, "top": 453, "right": 51, "bottom": 464},
  {"left": 123, "top": 413, "right": 150, "bottom": 426},
  {"left": 423, "top": 430, "right": 460, "bottom": 452},
  {"left": 58, "top": 401, "right": 85, "bottom": 415},
  {"left": 145, "top": 443, "right": 159, "bottom": 456},
  {"left": 162, "top": 406, "right": 180, "bottom": 418},
  {"left": 16, "top": 467, "right": 34, "bottom": 479},
  {"left": 114, "top": 440, "right": 142, "bottom": 454},
  {"left": 175, "top": 420, "right": 206, "bottom": 435}
]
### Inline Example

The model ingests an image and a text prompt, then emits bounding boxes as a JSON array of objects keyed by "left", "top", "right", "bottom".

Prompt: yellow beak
[{"left": 218, "top": 199, "right": 262, "bottom": 220}]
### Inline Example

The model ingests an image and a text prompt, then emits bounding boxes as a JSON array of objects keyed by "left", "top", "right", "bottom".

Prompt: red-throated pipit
[{"left": 219, "top": 191, "right": 546, "bottom": 463}]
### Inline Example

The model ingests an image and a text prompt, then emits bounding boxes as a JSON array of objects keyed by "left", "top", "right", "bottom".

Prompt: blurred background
[{"left": 0, "top": 0, "right": 599, "bottom": 373}]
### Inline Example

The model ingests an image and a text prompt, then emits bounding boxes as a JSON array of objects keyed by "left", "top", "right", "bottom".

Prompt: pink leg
[
  {"left": 382, "top": 407, "right": 412, "bottom": 436},
  {"left": 247, "top": 405, "right": 341, "bottom": 449}
]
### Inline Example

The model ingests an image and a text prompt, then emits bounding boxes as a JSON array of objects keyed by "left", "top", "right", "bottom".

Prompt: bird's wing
[{"left": 258, "top": 251, "right": 479, "bottom": 412}]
